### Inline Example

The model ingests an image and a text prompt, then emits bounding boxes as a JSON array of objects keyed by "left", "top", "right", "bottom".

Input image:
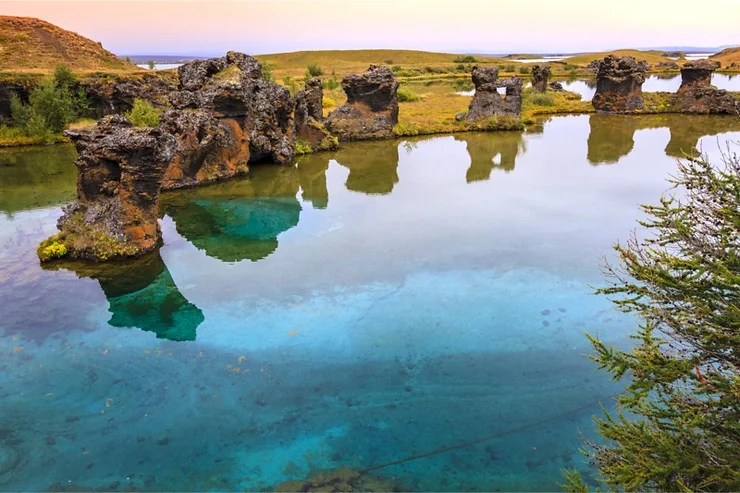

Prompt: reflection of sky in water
[{"left": 2, "top": 114, "right": 740, "bottom": 492}]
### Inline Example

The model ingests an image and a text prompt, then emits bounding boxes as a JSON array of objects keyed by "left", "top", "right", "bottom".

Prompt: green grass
[{"left": 397, "top": 86, "right": 421, "bottom": 102}]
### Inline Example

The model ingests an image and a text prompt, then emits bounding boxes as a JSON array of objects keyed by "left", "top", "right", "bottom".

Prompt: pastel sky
[{"left": 2, "top": 0, "right": 739, "bottom": 55}]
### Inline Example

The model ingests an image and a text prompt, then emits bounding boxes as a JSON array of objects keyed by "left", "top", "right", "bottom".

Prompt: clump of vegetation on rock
[
  {"left": 563, "top": 146, "right": 740, "bottom": 492},
  {"left": 126, "top": 99, "right": 161, "bottom": 128}
]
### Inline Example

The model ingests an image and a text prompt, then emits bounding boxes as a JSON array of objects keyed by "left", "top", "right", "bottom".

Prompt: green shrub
[
  {"left": 306, "top": 64, "right": 323, "bottom": 77},
  {"left": 397, "top": 86, "right": 420, "bottom": 102},
  {"left": 504, "top": 64, "right": 517, "bottom": 72},
  {"left": 384, "top": 59, "right": 393, "bottom": 64},
  {"left": 391, "top": 65, "right": 403, "bottom": 73},
  {"left": 147, "top": 60, "right": 155, "bottom": 70},
  {"left": 262, "top": 62, "right": 275, "bottom": 82},
  {"left": 53, "top": 65, "right": 77, "bottom": 90},
  {"left": 518, "top": 66, "right": 530, "bottom": 75},
  {"left": 10, "top": 93, "right": 30, "bottom": 129},
  {"left": 323, "top": 77, "right": 340, "bottom": 90},
  {"left": 27, "top": 79, "right": 75, "bottom": 133},
  {"left": 282, "top": 76, "right": 301, "bottom": 97},
  {"left": 453, "top": 55, "right": 478, "bottom": 63},
  {"left": 126, "top": 99, "right": 161, "bottom": 127}
]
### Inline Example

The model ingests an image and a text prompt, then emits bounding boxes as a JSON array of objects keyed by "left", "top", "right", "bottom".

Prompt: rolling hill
[
  {"left": 0, "top": 16, "right": 138, "bottom": 73},
  {"left": 711, "top": 47, "right": 740, "bottom": 66}
]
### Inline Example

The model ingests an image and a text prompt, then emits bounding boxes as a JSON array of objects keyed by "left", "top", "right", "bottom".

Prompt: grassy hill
[
  {"left": 563, "top": 49, "right": 678, "bottom": 67},
  {"left": 0, "top": 16, "right": 138, "bottom": 73},
  {"left": 256, "top": 49, "right": 507, "bottom": 79},
  {"left": 711, "top": 47, "right": 740, "bottom": 66}
]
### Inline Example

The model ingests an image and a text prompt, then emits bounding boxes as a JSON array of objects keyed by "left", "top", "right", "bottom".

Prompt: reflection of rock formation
[
  {"left": 44, "top": 252, "right": 204, "bottom": 341},
  {"left": 332, "top": 140, "right": 400, "bottom": 194},
  {"left": 587, "top": 114, "right": 740, "bottom": 164},
  {"left": 587, "top": 114, "right": 641, "bottom": 164},
  {"left": 326, "top": 65, "right": 399, "bottom": 140},
  {"left": 465, "top": 67, "right": 522, "bottom": 121},
  {"left": 0, "top": 145, "right": 77, "bottom": 214},
  {"left": 455, "top": 132, "right": 525, "bottom": 181},
  {"left": 592, "top": 55, "right": 648, "bottom": 113},
  {"left": 161, "top": 166, "right": 301, "bottom": 262},
  {"left": 298, "top": 155, "right": 330, "bottom": 209}
]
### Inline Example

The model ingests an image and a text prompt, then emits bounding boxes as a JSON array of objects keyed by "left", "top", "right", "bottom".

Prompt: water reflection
[
  {"left": 587, "top": 114, "right": 740, "bottom": 164},
  {"left": 557, "top": 74, "right": 740, "bottom": 101},
  {"left": 160, "top": 166, "right": 302, "bottom": 262},
  {"left": 455, "top": 131, "right": 526, "bottom": 181},
  {"left": 333, "top": 140, "right": 400, "bottom": 194},
  {"left": 43, "top": 252, "right": 204, "bottom": 341},
  {"left": 0, "top": 144, "right": 77, "bottom": 214}
]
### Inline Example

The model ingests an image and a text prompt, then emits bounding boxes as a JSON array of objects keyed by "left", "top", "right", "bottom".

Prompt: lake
[
  {"left": 556, "top": 73, "right": 740, "bottom": 101},
  {"left": 2, "top": 114, "right": 740, "bottom": 491}
]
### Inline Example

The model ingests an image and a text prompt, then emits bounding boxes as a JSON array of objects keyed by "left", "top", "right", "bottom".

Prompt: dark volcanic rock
[
  {"left": 326, "top": 65, "right": 399, "bottom": 140},
  {"left": 39, "top": 116, "right": 177, "bottom": 261},
  {"left": 674, "top": 60, "right": 739, "bottom": 114},
  {"left": 592, "top": 55, "right": 649, "bottom": 113},
  {"left": 531, "top": 65, "right": 551, "bottom": 93},
  {"left": 656, "top": 61, "right": 680, "bottom": 71},
  {"left": 0, "top": 78, "right": 35, "bottom": 124},
  {"left": 295, "top": 78, "right": 338, "bottom": 152},
  {"left": 159, "top": 109, "right": 250, "bottom": 190},
  {"left": 164, "top": 51, "right": 294, "bottom": 188},
  {"left": 465, "top": 66, "right": 522, "bottom": 122},
  {"left": 81, "top": 73, "right": 176, "bottom": 117},
  {"left": 549, "top": 81, "right": 564, "bottom": 91}
]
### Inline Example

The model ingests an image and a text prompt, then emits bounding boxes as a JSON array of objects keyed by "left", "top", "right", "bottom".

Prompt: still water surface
[{"left": 1, "top": 114, "right": 740, "bottom": 491}]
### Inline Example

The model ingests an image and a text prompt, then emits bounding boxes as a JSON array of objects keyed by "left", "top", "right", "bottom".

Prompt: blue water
[{"left": 2, "top": 114, "right": 740, "bottom": 491}]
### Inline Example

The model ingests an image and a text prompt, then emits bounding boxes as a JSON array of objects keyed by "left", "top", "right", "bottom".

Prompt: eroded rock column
[
  {"left": 326, "top": 65, "right": 399, "bottom": 140},
  {"left": 674, "top": 60, "right": 739, "bottom": 114},
  {"left": 531, "top": 65, "right": 550, "bottom": 93},
  {"left": 38, "top": 116, "right": 176, "bottom": 262},
  {"left": 295, "top": 78, "right": 338, "bottom": 152},
  {"left": 465, "top": 66, "right": 522, "bottom": 122},
  {"left": 592, "top": 55, "right": 649, "bottom": 113}
]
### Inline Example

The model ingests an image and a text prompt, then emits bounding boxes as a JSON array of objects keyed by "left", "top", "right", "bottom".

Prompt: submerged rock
[
  {"left": 592, "top": 55, "right": 649, "bottom": 113},
  {"left": 38, "top": 115, "right": 176, "bottom": 262},
  {"left": 465, "top": 66, "right": 522, "bottom": 122},
  {"left": 326, "top": 65, "right": 399, "bottom": 140},
  {"left": 531, "top": 65, "right": 550, "bottom": 93},
  {"left": 673, "top": 60, "right": 739, "bottom": 114},
  {"left": 295, "top": 78, "right": 338, "bottom": 152}
]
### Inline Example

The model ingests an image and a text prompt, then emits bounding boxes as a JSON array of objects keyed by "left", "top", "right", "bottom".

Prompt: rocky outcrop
[
  {"left": 159, "top": 109, "right": 250, "bottom": 190},
  {"left": 655, "top": 61, "right": 680, "bottom": 71},
  {"left": 80, "top": 72, "right": 176, "bottom": 117},
  {"left": 673, "top": 60, "right": 739, "bottom": 114},
  {"left": 326, "top": 65, "right": 399, "bottom": 140},
  {"left": 295, "top": 78, "right": 338, "bottom": 152},
  {"left": 465, "top": 66, "right": 522, "bottom": 122},
  {"left": 163, "top": 51, "right": 294, "bottom": 188},
  {"left": 592, "top": 55, "right": 649, "bottom": 113},
  {"left": 0, "top": 77, "right": 36, "bottom": 124},
  {"left": 38, "top": 115, "right": 176, "bottom": 262},
  {"left": 531, "top": 65, "right": 550, "bottom": 93}
]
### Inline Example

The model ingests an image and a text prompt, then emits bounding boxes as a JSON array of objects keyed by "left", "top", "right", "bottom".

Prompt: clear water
[
  {"left": 557, "top": 73, "right": 740, "bottom": 101},
  {"left": 2, "top": 114, "right": 740, "bottom": 491},
  {"left": 136, "top": 63, "right": 183, "bottom": 71}
]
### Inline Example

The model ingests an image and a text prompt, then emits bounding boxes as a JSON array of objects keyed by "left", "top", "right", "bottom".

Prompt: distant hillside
[
  {"left": 711, "top": 47, "right": 740, "bottom": 66},
  {"left": 255, "top": 49, "right": 506, "bottom": 78},
  {"left": 563, "top": 49, "right": 678, "bottom": 66},
  {"left": 0, "top": 16, "right": 137, "bottom": 73}
]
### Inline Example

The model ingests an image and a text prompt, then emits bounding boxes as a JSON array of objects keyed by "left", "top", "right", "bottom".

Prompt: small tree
[
  {"left": 147, "top": 60, "right": 155, "bottom": 70},
  {"left": 567, "top": 147, "right": 740, "bottom": 491},
  {"left": 53, "top": 64, "right": 77, "bottom": 90}
]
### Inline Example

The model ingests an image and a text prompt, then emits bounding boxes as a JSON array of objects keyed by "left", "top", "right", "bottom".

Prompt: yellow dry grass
[
  {"left": 711, "top": 47, "right": 740, "bottom": 67},
  {"left": 0, "top": 16, "right": 139, "bottom": 74}
]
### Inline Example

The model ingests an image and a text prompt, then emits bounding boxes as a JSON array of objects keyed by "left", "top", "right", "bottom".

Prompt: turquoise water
[{"left": 2, "top": 114, "right": 740, "bottom": 491}]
